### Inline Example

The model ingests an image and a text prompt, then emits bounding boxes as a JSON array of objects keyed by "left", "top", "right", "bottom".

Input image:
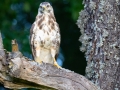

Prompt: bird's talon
[
  {"left": 39, "top": 61, "right": 43, "bottom": 64},
  {"left": 36, "top": 60, "right": 43, "bottom": 64},
  {"left": 54, "top": 63, "right": 61, "bottom": 69}
]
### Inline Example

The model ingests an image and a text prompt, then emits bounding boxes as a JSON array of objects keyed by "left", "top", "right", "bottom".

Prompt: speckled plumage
[{"left": 30, "top": 2, "right": 61, "bottom": 68}]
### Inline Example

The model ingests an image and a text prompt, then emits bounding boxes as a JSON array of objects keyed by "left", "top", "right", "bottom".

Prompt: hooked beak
[{"left": 42, "top": 6, "right": 47, "bottom": 11}]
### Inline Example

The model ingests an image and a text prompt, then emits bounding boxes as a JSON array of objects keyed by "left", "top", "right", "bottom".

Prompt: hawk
[{"left": 30, "top": 2, "right": 61, "bottom": 68}]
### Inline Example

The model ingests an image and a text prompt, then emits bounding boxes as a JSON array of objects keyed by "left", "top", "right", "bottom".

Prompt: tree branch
[{"left": 0, "top": 32, "right": 100, "bottom": 90}]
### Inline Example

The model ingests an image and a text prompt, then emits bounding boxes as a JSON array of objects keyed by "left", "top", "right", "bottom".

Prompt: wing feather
[{"left": 30, "top": 23, "right": 36, "bottom": 59}]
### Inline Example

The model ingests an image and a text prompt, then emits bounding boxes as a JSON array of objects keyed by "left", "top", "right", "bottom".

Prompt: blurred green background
[{"left": 0, "top": 0, "right": 86, "bottom": 89}]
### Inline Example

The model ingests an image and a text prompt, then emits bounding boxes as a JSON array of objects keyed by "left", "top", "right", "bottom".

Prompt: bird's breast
[{"left": 34, "top": 25, "right": 56, "bottom": 48}]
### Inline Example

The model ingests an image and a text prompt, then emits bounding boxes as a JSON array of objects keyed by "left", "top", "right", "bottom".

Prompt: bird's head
[{"left": 38, "top": 2, "right": 53, "bottom": 14}]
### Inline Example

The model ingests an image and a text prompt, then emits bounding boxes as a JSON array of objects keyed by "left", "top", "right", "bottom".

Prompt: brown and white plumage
[{"left": 30, "top": 2, "right": 61, "bottom": 68}]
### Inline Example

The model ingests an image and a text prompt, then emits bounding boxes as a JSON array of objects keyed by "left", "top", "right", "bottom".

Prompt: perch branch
[{"left": 0, "top": 32, "right": 100, "bottom": 90}]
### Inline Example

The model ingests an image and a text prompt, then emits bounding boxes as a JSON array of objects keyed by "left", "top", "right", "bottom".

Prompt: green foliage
[{"left": 68, "top": 0, "right": 83, "bottom": 20}]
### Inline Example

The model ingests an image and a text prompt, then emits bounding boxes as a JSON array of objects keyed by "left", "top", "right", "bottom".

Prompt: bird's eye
[{"left": 46, "top": 5, "right": 49, "bottom": 7}]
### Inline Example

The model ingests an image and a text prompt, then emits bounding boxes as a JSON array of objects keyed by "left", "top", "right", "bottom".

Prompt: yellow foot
[
  {"left": 54, "top": 63, "right": 61, "bottom": 68},
  {"left": 35, "top": 58, "right": 43, "bottom": 64},
  {"left": 36, "top": 60, "right": 43, "bottom": 64},
  {"left": 53, "top": 59, "right": 61, "bottom": 68}
]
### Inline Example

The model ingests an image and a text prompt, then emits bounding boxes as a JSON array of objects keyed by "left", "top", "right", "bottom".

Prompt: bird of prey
[{"left": 30, "top": 2, "right": 61, "bottom": 68}]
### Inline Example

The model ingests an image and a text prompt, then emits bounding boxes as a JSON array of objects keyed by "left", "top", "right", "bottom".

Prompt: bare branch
[{"left": 0, "top": 32, "right": 100, "bottom": 90}]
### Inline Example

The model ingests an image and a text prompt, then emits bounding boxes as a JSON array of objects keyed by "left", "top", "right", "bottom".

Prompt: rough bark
[
  {"left": 77, "top": 0, "right": 120, "bottom": 90},
  {"left": 0, "top": 32, "right": 100, "bottom": 90}
]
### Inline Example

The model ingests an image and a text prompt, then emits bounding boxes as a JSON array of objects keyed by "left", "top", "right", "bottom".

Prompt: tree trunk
[{"left": 77, "top": 0, "right": 120, "bottom": 90}]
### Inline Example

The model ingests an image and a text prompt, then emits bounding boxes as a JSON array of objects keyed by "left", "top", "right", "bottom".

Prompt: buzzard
[{"left": 30, "top": 2, "right": 61, "bottom": 68}]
